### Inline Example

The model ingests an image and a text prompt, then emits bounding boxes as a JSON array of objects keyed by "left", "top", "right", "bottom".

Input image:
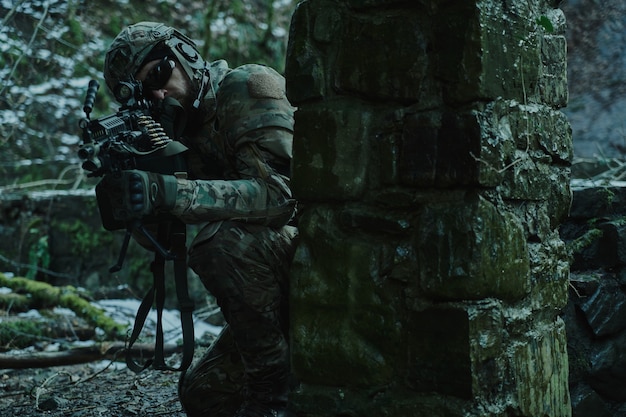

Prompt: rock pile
[{"left": 561, "top": 181, "right": 626, "bottom": 416}]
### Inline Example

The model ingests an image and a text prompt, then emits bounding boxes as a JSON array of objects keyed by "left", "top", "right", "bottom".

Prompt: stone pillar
[{"left": 285, "top": 1, "right": 572, "bottom": 416}]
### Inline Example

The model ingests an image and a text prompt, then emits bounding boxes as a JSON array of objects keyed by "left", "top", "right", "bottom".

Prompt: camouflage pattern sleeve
[
  {"left": 171, "top": 142, "right": 296, "bottom": 227},
  {"left": 170, "top": 64, "right": 296, "bottom": 227}
]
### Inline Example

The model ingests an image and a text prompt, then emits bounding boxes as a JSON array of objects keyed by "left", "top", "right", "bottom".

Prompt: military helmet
[{"left": 104, "top": 22, "right": 206, "bottom": 97}]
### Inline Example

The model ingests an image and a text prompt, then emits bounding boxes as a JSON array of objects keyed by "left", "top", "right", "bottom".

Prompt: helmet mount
[{"left": 174, "top": 42, "right": 199, "bottom": 63}]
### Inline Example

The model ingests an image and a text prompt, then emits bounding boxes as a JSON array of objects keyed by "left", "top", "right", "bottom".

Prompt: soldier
[{"left": 102, "top": 22, "right": 298, "bottom": 417}]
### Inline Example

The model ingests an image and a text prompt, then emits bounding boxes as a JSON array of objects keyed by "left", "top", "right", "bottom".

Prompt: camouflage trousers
[{"left": 179, "top": 221, "right": 297, "bottom": 417}]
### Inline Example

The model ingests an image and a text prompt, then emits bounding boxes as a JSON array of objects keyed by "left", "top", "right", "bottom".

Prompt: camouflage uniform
[{"left": 103, "top": 23, "right": 297, "bottom": 417}]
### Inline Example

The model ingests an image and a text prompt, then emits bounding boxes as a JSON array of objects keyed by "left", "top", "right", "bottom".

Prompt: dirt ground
[
  {"left": 0, "top": 290, "right": 224, "bottom": 416},
  {"left": 0, "top": 355, "right": 188, "bottom": 416}
]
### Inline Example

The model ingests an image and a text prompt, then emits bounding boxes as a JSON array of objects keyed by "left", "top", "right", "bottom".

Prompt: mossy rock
[{"left": 0, "top": 273, "right": 127, "bottom": 341}]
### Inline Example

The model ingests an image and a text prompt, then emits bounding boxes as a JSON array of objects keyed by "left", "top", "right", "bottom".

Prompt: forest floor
[
  {"left": 0, "top": 356, "right": 188, "bottom": 417},
  {"left": 0, "top": 296, "right": 223, "bottom": 417}
]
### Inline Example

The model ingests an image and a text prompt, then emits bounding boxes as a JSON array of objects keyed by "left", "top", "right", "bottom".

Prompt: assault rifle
[
  {"left": 77, "top": 79, "right": 194, "bottom": 373},
  {"left": 78, "top": 79, "right": 187, "bottom": 270},
  {"left": 78, "top": 79, "right": 187, "bottom": 178}
]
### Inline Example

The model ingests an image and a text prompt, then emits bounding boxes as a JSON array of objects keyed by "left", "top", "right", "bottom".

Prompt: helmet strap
[{"left": 193, "top": 64, "right": 213, "bottom": 109}]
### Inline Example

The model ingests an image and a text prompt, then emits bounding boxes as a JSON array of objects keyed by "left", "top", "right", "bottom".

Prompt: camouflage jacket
[{"left": 169, "top": 61, "right": 296, "bottom": 243}]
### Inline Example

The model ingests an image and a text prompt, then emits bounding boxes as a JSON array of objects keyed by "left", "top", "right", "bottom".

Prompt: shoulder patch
[{"left": 247, "top": 72, "right": 285, "bottom": 100}]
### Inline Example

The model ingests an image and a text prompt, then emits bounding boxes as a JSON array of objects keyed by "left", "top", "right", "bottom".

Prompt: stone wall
[
  {"left": 0, "top": 190, "right": 121, "bottom": 288},
  {"left": 0, "top": 190, "right": 204, "bottom": 308},
  {"left": 561, "top": 182, "right": 626, "bottom": 417},
  {"left": 285, "top": 0, "right": 572, "bottom": 416}
]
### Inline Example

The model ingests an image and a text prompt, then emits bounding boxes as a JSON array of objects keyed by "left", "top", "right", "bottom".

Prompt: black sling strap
[{"left": 125, "top": 219, "right": 195, "bottom": 373}]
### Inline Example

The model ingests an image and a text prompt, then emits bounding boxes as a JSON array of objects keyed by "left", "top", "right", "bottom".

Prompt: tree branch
[{"left": 0, "top": 342, "right": 181, "bottom": 369}]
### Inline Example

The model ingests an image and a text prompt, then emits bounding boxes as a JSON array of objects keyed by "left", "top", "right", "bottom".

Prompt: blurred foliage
[{"left": 0, "top": 0, "right": 296, "bottom": 190}]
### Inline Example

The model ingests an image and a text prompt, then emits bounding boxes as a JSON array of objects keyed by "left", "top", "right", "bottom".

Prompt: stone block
[
  {"left": 498, "top": 155, "right": 567, "bottom": 199},
  {"left": 397, "top": 111, "right": 442, "bottom": 186},
  {"left": 527, "top": 237, "right": 570, "bottom": 311},
  {"left": 598, "top": 220, "right": 626, "bottom": 267},
  {"left": 286, "top": 2, "right": 440, "bottom": 107},
  {"left": 570, "top": 384, "right": 612, "bottom": 417},
  {"left": 284, "top": 0, "right": 329, "bottom": 104},
  {"left": 580, "top": 279, "right": 626, "bottom": 337},
  {"left": 398, "top": 109, "right": 511, "bottom": 188},
  {"left": 509, "top": 318, "right": 571, "bottom": 417},
  {"left": 284, "top": 46, "right": 325, "bottom": 105},
  {"left": 540, "top": 35, "right": 569, "bottom": 108},
  {"left": 406, "top": 301, "right": 504, "bottom": 400},
  {"left": 509, "top": 200, "right": 553, "bottom": 241},
  {"left": 417, "top": 194, "right": 530, "bottom": 301},
  {"left": 498, "top": 157, "right": 572, "bottom": 226},
  {"left": 290, "top": 384, "right": 469, "bottom": 417},
  {"left": 435, "top": 111, "right": 502, "bottom": 187},
  {"left": 434, "top": 0, "right": 542, "bottom": 104},
  {"left": 290, "top": 309, "right": 398, "bottom": 386},
  {"left": 338, "top": 204, "right": 414, "bottom": 236},
  {"left": 397, "top": 100, "right": 571, "bottom": 197},
  {"left": 502, "top": 101, "right": 572, "bottom": 164},
  {"left": 587, "top": 330, "right": 626, "bottom": 402},
  {"left": 291, "top": 206, "right": 410, "bottom": 306},
  {"left": 291, "top": 102, "right": 373, "bottom": 200},
  {"left": 408, "top": 306, "right": 472, "bottom": 398},
  {"left": 311, "top": 7, "right": 341, "bottom": 44},
  {"left": 334, "top": 10, "right": 433, "bottom": 103},
  {"left": 290, "top": 206, "right": 404, "bottom": 385},
  {"left": 566, "top": 219, "right": 626, "bottom": 269},
  {"left": 569, "top": 186, "right": 626, "bottom": 220}
]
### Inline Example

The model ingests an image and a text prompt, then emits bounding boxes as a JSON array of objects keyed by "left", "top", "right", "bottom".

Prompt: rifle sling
[{"left": 126, "top": 220, "right": 195, "bottom": 373}]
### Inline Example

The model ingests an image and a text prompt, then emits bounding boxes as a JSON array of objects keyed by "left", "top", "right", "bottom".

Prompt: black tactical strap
[
  {"left": 166, "top": 220, "right": 196, "bottom": 372},
  {"left": 125, "top": 284, "right": 156, "bottom": 372},
  {"left": 126, "top": 220, "right": 195, "bottom": 373}
]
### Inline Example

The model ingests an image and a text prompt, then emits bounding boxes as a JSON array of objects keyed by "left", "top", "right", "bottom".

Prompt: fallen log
[
  {"left": 0, "top": 292, "right": 31, "bottom": 312},
  {"left": 0, "top": 314, "right": 96, "bottom": 351},
  {"left": 0, "top": 342, "right": 182, "bottom": 369},
  {"left": 0, "top": 273, "right": 127, "bottom": 340}
]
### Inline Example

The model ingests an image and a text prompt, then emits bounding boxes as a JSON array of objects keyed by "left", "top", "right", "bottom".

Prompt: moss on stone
[
  {"left": 0, "top": 272, "right": 126, "bottom": 340},
  {"left": 566, "top": 227, "right": 603, "bottom": 259}
]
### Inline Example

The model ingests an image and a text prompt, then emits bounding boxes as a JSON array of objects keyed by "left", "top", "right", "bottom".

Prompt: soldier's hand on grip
[{"left": 102, "top": 170, "right": 178, "bottom": 221}]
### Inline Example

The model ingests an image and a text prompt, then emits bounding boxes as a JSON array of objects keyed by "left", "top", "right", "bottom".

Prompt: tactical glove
[{"left": 103, "top": 170, "right": 178, "bottom": 221}]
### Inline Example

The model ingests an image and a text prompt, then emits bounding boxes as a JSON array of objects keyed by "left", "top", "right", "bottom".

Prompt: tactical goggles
[{"left": 142, "top": 55, "right": 176, "bottom": 90}]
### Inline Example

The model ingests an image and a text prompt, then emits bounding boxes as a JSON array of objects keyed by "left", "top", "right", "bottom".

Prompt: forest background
[
  {"left": 2, "top": 0, "right": 626, "bottom": 195},
  {"left": 0, "top": 0, "right": 297, "bottom": 193}
]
